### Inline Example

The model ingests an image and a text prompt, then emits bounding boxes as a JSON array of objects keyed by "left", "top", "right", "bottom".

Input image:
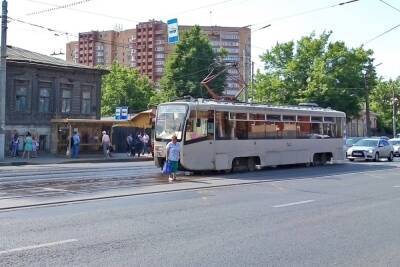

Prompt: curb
[{"left": 0, "top": 157, "right": 153, "bottom": 167}]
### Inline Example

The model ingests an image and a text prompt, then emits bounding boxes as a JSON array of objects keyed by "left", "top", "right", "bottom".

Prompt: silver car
[
  {"left": 389, "top": 138, "right": 400, "bottom": 156},
  {"left": 346, "top": 138, "right": 394, "bottom": 162}
]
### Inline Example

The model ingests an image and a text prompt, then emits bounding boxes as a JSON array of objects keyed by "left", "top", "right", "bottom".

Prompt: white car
[
  {"left": 346, "top": 138, "right": 394, "bottom": 162},
  {"left": 389, "top": 138, "right": 400, "bottom": 156}
]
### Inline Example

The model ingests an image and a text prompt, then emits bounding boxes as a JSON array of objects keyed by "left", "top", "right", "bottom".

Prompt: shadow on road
[{"left": 199, "top": 162, "right": 399, "bottom": 183}]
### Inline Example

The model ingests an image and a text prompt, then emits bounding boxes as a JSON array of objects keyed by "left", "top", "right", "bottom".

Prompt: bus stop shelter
[
  {"left": 51, "top": 118, "right": 115, "bottom": 155},
  {"left": 111, "top": 109, "right": 155, "bottom": 152}
]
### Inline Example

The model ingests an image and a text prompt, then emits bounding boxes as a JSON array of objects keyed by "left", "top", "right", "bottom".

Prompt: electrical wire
[
  {"left": 23, "top": 0, "right": 140, "bottom": 23},
  {"left": 378, "top": 0, "right": 400, "bottom": 13},
  {"left": 363, "top": 23, "right": 400, "bottom": 45},
  {"left": 250, "top": 0, "right": 361, "bottom": 32},
  {"left": 26, "top": 0, "right": 94, "bottom": 16}
]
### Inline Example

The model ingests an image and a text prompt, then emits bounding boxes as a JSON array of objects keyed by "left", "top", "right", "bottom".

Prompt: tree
[
  {"left": 371, "top": 78, "right": 400, "bottom": 134},
  {"left": 101, "top": 63, "right": 154, "bottom": 116},
  {"left": 155, "top": 25, "right": 226, "bottom": 102},
  {"left": 254, "top": 31, "right": 377, "bottom": 119}
]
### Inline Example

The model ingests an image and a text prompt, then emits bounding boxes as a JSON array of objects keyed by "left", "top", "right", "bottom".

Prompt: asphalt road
[{"left": 1, "top": 160, "right": 400, "bottom": 266}]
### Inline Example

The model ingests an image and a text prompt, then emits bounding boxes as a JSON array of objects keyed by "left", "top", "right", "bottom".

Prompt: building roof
[{"left": 5, "top": 45, "right": 96, "bottom": 70}]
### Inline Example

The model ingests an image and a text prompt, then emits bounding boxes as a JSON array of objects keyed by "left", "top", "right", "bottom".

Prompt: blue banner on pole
[
  {"left": 121, "top": 107, "right": 128, "bottom": 120},
  {"left": 167, "top": 18, "right": 179, "bottom": 44},
  {"left": 115, "top": 107, "right": 121, "bottom": 120}
]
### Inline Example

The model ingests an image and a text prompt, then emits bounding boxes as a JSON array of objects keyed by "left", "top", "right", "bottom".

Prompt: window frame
[{"left": 61, "top": 88, "right": 72, "bottom": 114}]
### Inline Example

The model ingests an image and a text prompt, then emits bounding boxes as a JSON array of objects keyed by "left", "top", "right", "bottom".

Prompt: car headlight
[{"left": 368, "top": 149, "right": 373, "bottom": 153}]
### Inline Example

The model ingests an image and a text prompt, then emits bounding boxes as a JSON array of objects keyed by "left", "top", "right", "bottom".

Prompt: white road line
[
  {"left": 272, "top": 199, "right": 315, "bottom": 208},
  {"left": 41, "top": 187, "right": 69, "bottom": 192},
  {"left": 0, "top": 239, "right": 78, "bottom": 255},
  {"left": 392, "top": 185, "right": 400, "bottom": 188}
]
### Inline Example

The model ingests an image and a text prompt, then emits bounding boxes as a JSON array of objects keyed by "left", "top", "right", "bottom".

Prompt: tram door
[{"left": 183, "top": 109, "right": 215, "bottom": 170}]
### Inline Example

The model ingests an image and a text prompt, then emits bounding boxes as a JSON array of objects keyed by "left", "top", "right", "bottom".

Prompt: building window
[
  {"left": 62, "top": 89, "right": 72, "bottom": 113},
  {"left": 15, "top": 86, "right": 28, "bottom": 112},
  {"left": 39, "top": 88, "right": 50, "bottom": 113},
  {"left": 81, "top": 91, "right": 91, "bottom": 114}
]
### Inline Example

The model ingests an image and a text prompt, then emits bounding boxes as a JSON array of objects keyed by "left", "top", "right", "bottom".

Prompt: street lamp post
[
  {"left": 362, "top": 70, "right": 371, "bottom": 137},
  {"left": 392, "top": 89, "right": 398, "bottom": 138}
]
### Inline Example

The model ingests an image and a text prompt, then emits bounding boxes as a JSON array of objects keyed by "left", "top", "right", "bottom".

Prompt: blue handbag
[{"left": 162, "top": 160, "right": 172, "bottom": 175}]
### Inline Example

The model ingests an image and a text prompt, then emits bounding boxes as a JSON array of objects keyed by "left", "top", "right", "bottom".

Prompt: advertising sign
[
  {"left": 167, "top": 18, "right": 179, "bottom": 44},
  {"left": 115, "top": 107, "right": 121, "bottom": 120},
  {"left": 121, "top": 107, "right": 128, "bottom": 120}
]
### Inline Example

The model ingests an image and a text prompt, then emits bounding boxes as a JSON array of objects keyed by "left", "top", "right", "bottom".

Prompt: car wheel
[
  {"left": 373, "top": 152, "right": 379, "bottom": 162},
  {"left": 388, "top": 152, "right": 394, "bottom": 162},
  {"left": 348, "top": 158, "right": 354, "bottom": 162}
]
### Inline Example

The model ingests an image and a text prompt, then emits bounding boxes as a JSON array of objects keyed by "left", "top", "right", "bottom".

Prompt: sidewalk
[{"left": 0, "top": 152, "right": 153, "bottom": 166}]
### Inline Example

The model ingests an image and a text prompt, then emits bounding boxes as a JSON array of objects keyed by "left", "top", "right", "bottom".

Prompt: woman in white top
[{"left": 166, "top": 134, "right": 181, "bottom": 181}]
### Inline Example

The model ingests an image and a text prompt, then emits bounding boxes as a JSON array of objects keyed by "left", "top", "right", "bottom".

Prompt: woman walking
[
  {"left": 22, "top": 132, "right": 33, "bottom": 160},
  {"left": 166, "top": 134, "right": 180, "bottom": 182}
]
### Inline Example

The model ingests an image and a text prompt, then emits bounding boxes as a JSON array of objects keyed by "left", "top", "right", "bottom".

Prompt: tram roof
[{"left": 163, "top": 98, "right": 346, "bottom": 117}]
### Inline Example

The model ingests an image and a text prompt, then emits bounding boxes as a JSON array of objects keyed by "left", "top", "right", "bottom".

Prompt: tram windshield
[{"left": 155, "top": 104, "right": 188, "bottom": 141}]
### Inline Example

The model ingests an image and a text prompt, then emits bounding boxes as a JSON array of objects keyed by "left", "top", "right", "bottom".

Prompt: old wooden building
[{"left": 5, "top": 46, "right": 106, "bottom": 153}]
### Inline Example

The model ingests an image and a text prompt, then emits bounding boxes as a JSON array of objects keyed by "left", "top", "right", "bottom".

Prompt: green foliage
[
  {"left": 371, "top": 78, "right": 400, "bottom": 133},
  {"left": 101, "top": 63, "right": 154, "bottom": 116},
  {"left": 254, "top": 31, "right": 377, "bottom": 119},
  {"left": 154, "top": 25, "right": 226, "bottom": 103}
]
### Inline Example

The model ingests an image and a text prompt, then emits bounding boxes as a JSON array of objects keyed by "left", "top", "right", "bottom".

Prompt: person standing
[
  {"left": 102, "top": 131, "right": 111, "bottom": 158},
  {"left": 126, "top": 134, "right": 133, "bottom": 157},
  {"left": 166, "top": 134, "right": 181, "bottom": 182},
  {"left": 22, "top": 132, "right": 33, "bottom": 160},
  {"left": 142, "top": 132, "right": 150, "bottom": 155},
  {"left": 71, "top": 131, "right": 80, "bottom": 158},
  {"left": 11, "top": 133, "right": 19, "bottom": 158},
  {"left": 135, "top": 132, "right": 143, "bottom": 157}
]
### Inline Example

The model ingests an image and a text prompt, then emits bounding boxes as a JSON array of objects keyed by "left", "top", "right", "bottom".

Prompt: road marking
[
  {"left": 392, "top": 185, "right": 400, "bottom": 188},
  {"left": 0, "top": 239, "right": 78, "bottom": 255},
  {"left": 272, "top": 199, "right": 315, "bottom": 208}
]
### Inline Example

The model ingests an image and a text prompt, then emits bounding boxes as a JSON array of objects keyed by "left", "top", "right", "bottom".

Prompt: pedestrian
[
  {"left": 142, "top": 131, "right": 150, "bottom": 155},
  {"left": 126, "top": 133, "right": 133, "bottom": 157},
  {"left": 71, "top": 131, "right": 80, "bottom": 158},
  {"left": 22, "top": 132, "right": 33, "bottom": 160},
  {"left": 32, "top": 136, "right": 38, "bottom": 158},
  {"left": 135, "top": 132, "right": 143, "bottom": 157},
  {"left": 166, "top": 134, "right": 181, "bottom": 182},
  {"left": 102, "top": 130, "right": 111, "bottom": 158},
  {"left": 11, "top": 133, "right": 19, "bottom": 158}
]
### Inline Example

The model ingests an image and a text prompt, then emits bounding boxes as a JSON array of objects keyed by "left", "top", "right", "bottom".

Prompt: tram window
[
  {"left": 248, "top": 121, "right": 266, "bottom": 139},
  {"left": 297, "top": 122, "right": 311, "bottom": 138},
  {"left": 216, "top": 111, "right": 234, "bottom": 140},
  {"left": 282, "top": 115, "right": 296, "bottom": 122},
  {"left": 230, "top": 112, "right": 247, "bottom": 120},
  {"left": 323, "top": 123, "right": 335, "bottom": 138},
  {"left": 249, "top": 113, "right": 265, "bottom": 121},
  {"left": 298, "top": 116, "right": 310, "bottom": 122},
  {"left": 236, "top": 121, "right": 248, "bottom": 140},
  {"left": 185, "top": 110, "right": 214, "bottom": 142},
  {"left": 335, "top": 117, "right": 343, "bottom": 138},
  {"left": 283, "top": 122, "right": 297, "bottom": 138},
  {"left": 311, "top": 116, "right": 323, "bottom": 122},
  {"left": 324, "top": 117, "right": 335, "bottom": 122},
  {"left": 310, "top": 123, "right": 324, "bottom": 138},
  {"left": 265, "top": 122, "right": 277, "bottom": 139},
  {"left": 266, "top": 114, "right": 281, "bottom": 121}
]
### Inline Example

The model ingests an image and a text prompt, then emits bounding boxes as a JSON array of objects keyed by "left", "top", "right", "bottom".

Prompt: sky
[{"left": 5, "top": 0, "right": 400, "bottom": 79}]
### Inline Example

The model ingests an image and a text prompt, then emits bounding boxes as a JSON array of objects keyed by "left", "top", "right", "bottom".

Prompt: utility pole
[
  {"left": 363, "top": 71, "right": 371, "bottom": 137},
  {"left": 251, "top": 61, "right": 254, "bottom": 101},
  {"left": 0, "top": 0, "right": 7, "bottom": 161},
  {"left": 243, "top": 48, "right": 248, "bottom": 103},
  {"left": 393, "top": 87, "right": 397, "bottom": 138}
]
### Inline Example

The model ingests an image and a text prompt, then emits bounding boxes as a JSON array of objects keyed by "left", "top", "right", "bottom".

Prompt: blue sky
[{"left": 7, "top": 0, "right": 400, "bottom": 79}]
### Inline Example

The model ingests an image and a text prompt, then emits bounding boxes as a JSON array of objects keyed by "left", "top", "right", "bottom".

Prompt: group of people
[
  {"left": 70, "top": 130, "right": 112, "bottom": 159},
  {"left": 10, "top": 132, "right": 40, "bottom": 160},
  {"left": 126, "top": 131, "right": 151, "bottom": 158}
]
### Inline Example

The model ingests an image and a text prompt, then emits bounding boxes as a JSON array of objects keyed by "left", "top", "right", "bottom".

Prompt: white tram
[{"left": 154, "top": 99, "right": 346, "bottom": 172}]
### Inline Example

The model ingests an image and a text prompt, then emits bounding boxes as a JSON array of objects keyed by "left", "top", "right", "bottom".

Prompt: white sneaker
[{"left": 168, "top": 177, "right": 173, "bottom": 182}]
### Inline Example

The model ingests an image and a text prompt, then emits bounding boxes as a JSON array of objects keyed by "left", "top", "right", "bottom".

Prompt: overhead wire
[
  {"left": 363, "top": 23, "right": 400, "bottom": 45},
  {"left": 26, "top": 0, "right": 94, "bottom": 16},
  {"left": 378, "top": 0, "right": 400, "bottom": 13},
  {"left": 23, "top": 0, "right": 140, "bottom": 23}
]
